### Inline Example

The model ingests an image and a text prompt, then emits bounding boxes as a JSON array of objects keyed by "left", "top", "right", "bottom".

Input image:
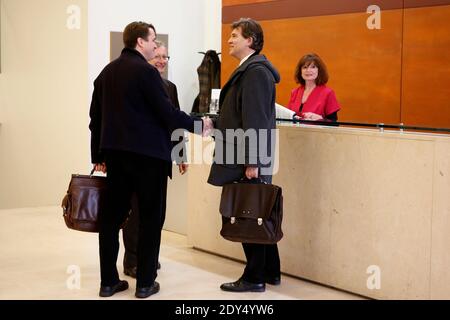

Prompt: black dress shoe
[
  {"left": 135, "top": 281, "right": 160, "bottom": 298},
  {"left": 265, "top": 276, "right": 281, "bottom": 285},
  {"left": 99, "top": 280, "right": 129, "bottom": 297},
  {"left": 220, "top": 278, "right": 265, "bottom": 292},
  {"left": 124, "top": 266, "right": 137, "bottom": 278}
]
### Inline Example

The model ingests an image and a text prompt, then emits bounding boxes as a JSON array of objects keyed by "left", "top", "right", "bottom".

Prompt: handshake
[{"left": 201, "top": 117, "right": 214, "bottom": 137}]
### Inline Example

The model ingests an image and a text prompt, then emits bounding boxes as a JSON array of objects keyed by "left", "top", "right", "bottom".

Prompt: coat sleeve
[
  {"left": 240, "top": 66, "right": 275, "bottom": 167},
  {"left": 324, "top": 89, "right": 340, "bottom": 116},
  {"left": 140, "top": 67, "right": 198, "bottom": 133},
  {"left": 88, "top": 78, "right": 103, "bottom": 164}
]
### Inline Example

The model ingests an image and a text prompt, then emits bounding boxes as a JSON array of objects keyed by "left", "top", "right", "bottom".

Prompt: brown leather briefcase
[
  {"left": 219, "top": 180, "right": 283, "bottom": 244},
  {"left": 62, "top": 170, "right": 108, "bottom": 232},
  {"left": 62, "top": 170, "right": 130, "bottom": 233}
]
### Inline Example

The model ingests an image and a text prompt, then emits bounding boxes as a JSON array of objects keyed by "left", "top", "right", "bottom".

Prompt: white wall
[
  {"left": 0, "top": 0, "right": 89, "bottom": 209},
  {"left": 0, "top": 0, "right": 222, "bottom": 210},
  {"left": 87, "top": 0, "right": 221, "bottom": 234},
  {"left": 88, "top": 0, "right": 222, "bottom": 112},
  {"left": 204, "top": 0, "right": 223, "bottom": 56}
]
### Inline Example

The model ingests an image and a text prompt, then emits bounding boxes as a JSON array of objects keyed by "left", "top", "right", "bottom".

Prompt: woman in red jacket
[{"left": 287, "top": 53, "right": 340, "bottom": 121}]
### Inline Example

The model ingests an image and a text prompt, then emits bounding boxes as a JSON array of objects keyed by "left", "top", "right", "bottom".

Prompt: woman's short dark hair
[
  {"left": 231, "top": 18, "right": 264, "bottom": 53},
  {"left": 294, "top": 53, "right": 329, "bottom": 86},
  {"left": 123, "top": 21, "right": 156, "bottom": 49}
]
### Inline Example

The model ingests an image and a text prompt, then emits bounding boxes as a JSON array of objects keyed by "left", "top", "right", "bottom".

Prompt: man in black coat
[
  {"left": 89, "top": 21, "right": 208, "bottom": 298},
  {"left": 207, "top": 18, "right": 281, "bottom": 292},
  {"left": 122, "top": 40, "right": 187, "bottom": 278}
]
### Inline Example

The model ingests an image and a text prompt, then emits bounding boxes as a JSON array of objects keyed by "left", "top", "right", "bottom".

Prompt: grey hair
[{"left": 155, "top": 40, "right": 166, "bottom": 48}]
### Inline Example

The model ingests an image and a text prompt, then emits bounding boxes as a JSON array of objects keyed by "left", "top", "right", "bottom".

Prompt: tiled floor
[{"left": 0, "top": 206, "right": 364, "bottom": 300}]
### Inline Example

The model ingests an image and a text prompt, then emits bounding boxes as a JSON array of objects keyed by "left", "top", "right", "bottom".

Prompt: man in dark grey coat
[{"left": 207, "top": 18, "right": 281, "bottom": 292}]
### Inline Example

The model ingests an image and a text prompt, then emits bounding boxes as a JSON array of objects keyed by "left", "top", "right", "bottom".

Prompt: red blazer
[{"left": 287, "top": 85, "right": 340, "bottom": 117}]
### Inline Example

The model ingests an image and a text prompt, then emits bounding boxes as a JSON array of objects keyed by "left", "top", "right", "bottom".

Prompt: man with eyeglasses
[
  {"left": 149, "top": 41, "right": 188, "bottom": 175},
  {"left": 122, "top": 40, "right": 188, "bottom": 281}
]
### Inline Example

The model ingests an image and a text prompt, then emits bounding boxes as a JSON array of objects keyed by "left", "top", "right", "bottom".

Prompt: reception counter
[{"left": 183, "top": 123, "right": 450, "bottom": 299}]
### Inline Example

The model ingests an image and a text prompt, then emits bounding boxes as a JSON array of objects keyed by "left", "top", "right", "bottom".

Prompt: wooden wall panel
[
  {"left": 222, "top": 11, "right": 403, "bottom": 124},
  {"left": 405, "top": 0, "right": 450, "bottom": 8},
  {"left": 222, "top": 2, "right": 450, "bottom": 128},
  {"left": 223, "top": 0, "right": 277, "bottom": 7},
  {"left": 223, "top": 0, "right": 402, "bottom": 23},
  {"left": 401, "top": 5, "right": 450, "bottom": 128}
]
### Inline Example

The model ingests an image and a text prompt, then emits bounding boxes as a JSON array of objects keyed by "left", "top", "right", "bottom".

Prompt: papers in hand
[{"left": 275, "top": 103, "right": 296, "bottom": 119}]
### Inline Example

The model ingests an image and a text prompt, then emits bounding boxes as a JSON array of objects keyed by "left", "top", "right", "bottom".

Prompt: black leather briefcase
[{"left": 219, "top": 180, "right": 283, "bottom": 244}]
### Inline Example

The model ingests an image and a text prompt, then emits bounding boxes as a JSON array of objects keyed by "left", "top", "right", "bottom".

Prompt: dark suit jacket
[
  {"left": 162, "top": 78, "right": 188, "bottom": 164},
  {"left": 207, "top": 54, "right": 280, "bottom": 186},
  {"left": 89, "top": 48, "right": 196, "bottom": 164},
  {"left": 164, "top": 79, "right": 180, "bottom": 110}
]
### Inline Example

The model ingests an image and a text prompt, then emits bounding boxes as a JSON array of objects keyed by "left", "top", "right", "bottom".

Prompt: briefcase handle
[
  {"left": 89, "top": 168, "right": 107, "bottom": 177},
  {"left": 235, "top": 177, "right": 267, "bottom": 185}
]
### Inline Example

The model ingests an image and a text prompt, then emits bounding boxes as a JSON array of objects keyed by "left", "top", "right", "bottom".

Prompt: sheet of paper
[{"left": 275, "top": 103, "right": 296, "bottom": 119}]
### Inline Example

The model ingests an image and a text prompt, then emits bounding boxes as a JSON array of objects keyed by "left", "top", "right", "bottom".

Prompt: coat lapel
[{"left": 219, "top": 60, "right": 251, "bottom": 106}]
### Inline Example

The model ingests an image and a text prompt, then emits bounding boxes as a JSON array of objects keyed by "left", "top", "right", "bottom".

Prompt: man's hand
[
  {"left": 178, "top": 163, "right": 189, "bottom": 175},
  {"left": 245, "top": 166, "right": 259, "bottom": 179},
  {"left": 93, "top": 162, "right": 107, "bottom": 173},
  {"left": 202, "top": 117, "right": 214, "bottom": 137}
]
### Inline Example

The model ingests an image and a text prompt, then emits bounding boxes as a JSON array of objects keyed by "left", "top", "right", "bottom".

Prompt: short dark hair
[
  {"left": 123, "top": 21, "right": 156, "bottom": 49},
  {"left": 231, "top": 18, "right": 264, "bottom": 53},
  {"left": 294, "top": 53, "right": 329, "bottom": 86}
]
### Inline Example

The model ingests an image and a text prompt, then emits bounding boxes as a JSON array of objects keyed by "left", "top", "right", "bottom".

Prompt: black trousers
[
  {"left": 220, "top": 175, "right": 279, "bottom": 284},
  {"left": 123, "top": 190, "right": 167, "bottom": 269},
  {"left": 99, "top": 151, "right": 168, "bottom": 288},
  {"left": 241, "top": 243, "right": 280, "bottom": 284},
  {"left": 122, "top": 194, "right": 139, "bottom": 269}
]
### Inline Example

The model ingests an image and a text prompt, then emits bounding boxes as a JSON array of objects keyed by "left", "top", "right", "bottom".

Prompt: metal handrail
[{"left": 190, "top": 112, "right": 450, "bottom": 134}]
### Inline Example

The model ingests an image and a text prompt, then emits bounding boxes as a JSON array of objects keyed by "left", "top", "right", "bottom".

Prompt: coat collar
[
  {"left": 228, "top": 52, "right": 261, "bottom": 81},
  {"left": 219, "top": 54, "right": 262, "bottom": 106},
  {"left": 121, "top": 47, "right": 147, "bottom": 62}
]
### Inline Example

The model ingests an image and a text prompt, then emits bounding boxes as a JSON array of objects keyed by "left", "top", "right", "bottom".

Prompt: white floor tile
[{"left": 0, "top": 206, "right": 364, "bottom": 300}]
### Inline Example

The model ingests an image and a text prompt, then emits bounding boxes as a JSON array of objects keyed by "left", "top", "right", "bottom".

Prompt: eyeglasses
[{"left": 154, "top": 55, "right": 170, "bottom": 61}]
